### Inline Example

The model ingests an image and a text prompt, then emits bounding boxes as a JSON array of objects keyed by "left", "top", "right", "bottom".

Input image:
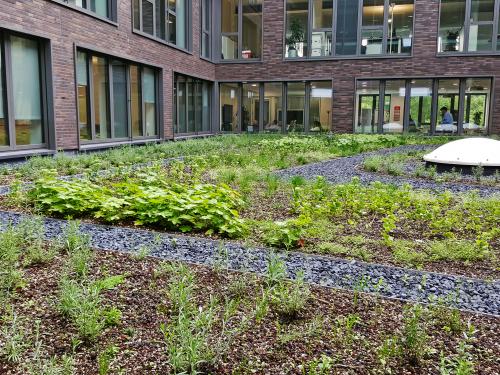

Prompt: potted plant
[
  {"left": 473, "top": 111, "right": 482, "bottom": 126},
  {"left": 286, "top": 19, "right": 305, "bottom": 58}
]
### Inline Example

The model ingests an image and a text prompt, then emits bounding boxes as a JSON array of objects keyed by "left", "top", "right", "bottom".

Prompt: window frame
[
  {"left": 218, "top": 0, "right": 263, "bottom": 62},
  {"left": 75, "top": 48, "right": 161, "bottom": 146},
  {"left": 353, "top": 76, "right": 494, "bottom": 136},
  {"left": 0, "top": 30, "right": 53, "bottom": 152},
  {"left": 201, "top": 0, "right": 213, "bottom": 59},
  {"left": 284, "top": 0, "right": 415, "bottom": 60},
  {"left": 51, "top": 0, "right": 118, "bottom": 23},
  {"left": 438, "top": 0, "right": 500, "bottom": 54},
  {"left": 132, "top": 0, "right": 193, "bottom": 52}
]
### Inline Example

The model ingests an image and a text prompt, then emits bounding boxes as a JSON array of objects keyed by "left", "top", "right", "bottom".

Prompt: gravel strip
[
  {"left": 275, "top": 145, "right": 500, "bottom": 196},
  {"left": 0, "top": 210, "right": 498, "bottom": 316}
]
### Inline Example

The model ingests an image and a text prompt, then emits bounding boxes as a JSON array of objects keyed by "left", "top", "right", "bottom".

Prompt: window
[
  {"left": 66, "top": 0, "right": 114, "bottom": 19},
  {"left": 0, "top": 31, "right": 49, "bottom": 150},
  {"left": 221, "top": 0, "right": 262, "bottom": 60},
  {"left": 220, "top": 81, "right": 332, "bottom": 133},
  {"left": 174, "top": 74, "right": 212, "bottom": 134},
  {"left": 355, "top": 77, "right": 491, "bottom": 135},
  {"left": 439, "top": 0, "right": 500, "bottom": 53},
  {"left": 201, "top": 0, "right": 212, "bottom": 58},
  {"left": 286, "top": 0, "right": 413, "bottom": 58},
  {"left": 76, "top": 50, "right": 159, "bottom": 143},
  {"left": 133, "top": 0, "right": 190, "bottom": 49}
]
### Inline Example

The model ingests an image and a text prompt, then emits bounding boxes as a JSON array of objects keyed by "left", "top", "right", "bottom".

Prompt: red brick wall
[
  {"left": 215, "top": 0, "right": 500, "bottom": 135},
  {"left": 0, "top": 0, "right": 215, "bottom": 150}
]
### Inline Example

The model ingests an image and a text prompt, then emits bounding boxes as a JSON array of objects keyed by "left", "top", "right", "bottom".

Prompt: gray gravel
[
  {"left": 275, "top": 145, "right": 500, "bottom": 196},
  {"left": 0, "top": 210, "right": 498, "bottom": 316}
]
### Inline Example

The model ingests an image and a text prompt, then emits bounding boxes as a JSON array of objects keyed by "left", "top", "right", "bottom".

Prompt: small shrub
[
  {"left": 98, "top": 344, "right": 120, "bottom": 375},
  {"left": 400, "top": 304, "right": 430, "bottom": 366},
  {"left": 262, "top": 216, "right": 311, "bottom": 250},
  {"left": 0, "top": 310, "right": 29, "bottom": 363},
  {"left": 269, "top": 272, "right": 310, "bottom": 319}
]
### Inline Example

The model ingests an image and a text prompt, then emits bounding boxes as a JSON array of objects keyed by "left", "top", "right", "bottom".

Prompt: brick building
[{"left": 0, "top": 0, "right": 498, "bottom": 158}]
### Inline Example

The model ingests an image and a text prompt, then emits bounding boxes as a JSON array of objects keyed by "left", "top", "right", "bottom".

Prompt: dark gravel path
[
  {"left": 275, "top": 145, "right": 500, "bottom": 196},
  {"left": 0, "top": 210, "right": 498, "bottom": 316}
]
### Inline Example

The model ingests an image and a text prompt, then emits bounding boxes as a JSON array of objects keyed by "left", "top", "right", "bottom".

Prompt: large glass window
[
  {"left": 201, "top": 0, "right": 211, "bottom": 59},
  {"left": 355, "top": 77, "right": 491, "bottom": 135},
  {"left": 439, "top": 0, "right": 500, "bottom": 53},
  {"left": 77, "top": 50, "right": 159, "bottom": 142},
  {"left": 286, "top": 82, "right": 306, "bottom": 133},
  {"left": 356, "top": 80, "right": 380, "bottom": 134},
  {"left": 133, "top": 0, "right": 190, "bottom": 49},
  {"left": 463, "top": 78, "right": 491, "bottom": 134},
  {"left": 220, "top": 83, "right": 239, "bottom": 131},
  {"left": 287, "top": 0, "right": 413, "bottom": 58},
  {"left": 174, "top": 74, "right": 212, "bottom": 135},
  {"left": 221, "top": 0, "right": 262, "bottom": 60},
  {"left": 67, "top": 0, "right": 113, "bottom": 19},
  {"left": 409, "top": 79, "right": 433, "bottom": 134},
  {"left": 309, "top": 81, "right": 332, "bottom": 132},
  {"left": 263, "top": 83, "right": 283, "bottom": 132},
  {"left": 242, "top": 83, "right": 259, "bottom": 132},
  {"left": 286, "top": 0, "right": 309, "bottom": 57},
  {"left": 0, "top": 32, "right": 48, "bottom": 150}
]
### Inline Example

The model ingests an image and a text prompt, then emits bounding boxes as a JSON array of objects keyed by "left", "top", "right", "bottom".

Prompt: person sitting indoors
[{"left": 440, "top": 106, "right": 454, "bottom": 124}]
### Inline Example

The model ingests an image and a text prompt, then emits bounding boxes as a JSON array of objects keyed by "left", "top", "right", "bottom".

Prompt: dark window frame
[
  {"left": 0, "top": 30, "right": 53, "bottom": 152},
  {"left": 75, "top": 48, "right": 161, "bottom": 145},
  {"left": 201, "top": 0, "right": 212, "bottom": 59},
  {"left": 284, "top": 0, "right": 415, "bottom": 60},
  {"left": 54, "top": 0, "right": 118, "bottom": 23}
]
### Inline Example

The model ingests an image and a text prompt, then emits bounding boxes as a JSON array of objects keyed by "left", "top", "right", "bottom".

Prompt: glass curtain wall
[
  {"left": 361, "top": 0, "right": 385, "bottom": 55},
  {"left": 309, "top": 81, "right": 332, "bottom": 132},
  {"left": 263, "top": 83, "right": 283, "bottom": 132},
  {"left": 387, "top": 0, "right": 414, "bottom": 54},
  {"left": 311, "top": 0, "right": 333, "bottom": 57},
  {"left": 356, "top": 77, "right": 491, "bottom": 135},
  {"left": 77, "top": 50, "right": 159, "bottom": 142},
  {"left": 286, "top": 0, "right": 309, "bottom": 57},
  {"left": 355, "top": 80, "right": 380, "bottom": 133},
  {"left": 336, "top": 0, "right": 359, "bottom": 55},
  {"left": 242, "top": 83, "right": 259, "bottom": 132},
  {"left": 0, "top": 32, "right": 46, "bottom": 150}
]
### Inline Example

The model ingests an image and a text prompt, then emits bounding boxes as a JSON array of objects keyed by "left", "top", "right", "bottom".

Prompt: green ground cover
[{"left": 5, "top": 134, "right": 498, "bottom": 278}]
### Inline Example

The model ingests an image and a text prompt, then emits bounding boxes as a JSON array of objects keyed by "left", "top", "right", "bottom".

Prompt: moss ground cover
[
  {"left": 0, "top": 221, "right": 498, "bottom": 374},
  {"left": 7, "top": 139, "right": 498, "bottom": 278}
]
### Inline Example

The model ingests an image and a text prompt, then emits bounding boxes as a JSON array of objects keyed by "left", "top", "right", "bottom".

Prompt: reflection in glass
[
  {"left": 202, "top": 81, "right": 211, "bottom": 132},
  {"left": 143, "top": 67, "right": 157, "bottom": 136},
  {"left": 470, "top": 0, "right": 494, "bottom": 22},
  {"left": 242, "top": 84, "right": 259, "bottom": 133},
  {"left": 263, "top": 83, "right": 282, "bottom": 132},
  {"left": 463, "top": 78, "right": 491, "bottom": 135},
  {"left": 142, "top": 0, "right": 154, "bottom": 35},
  {"left": 356, "top": 80, "right": 380, "bottom": 134},
  {"left": 92, "top": 56, "right": 110, "bottom": 139},
  {"left": 362, "top": 0, "right": 384, "bottom": 26},
  {"left": 312, "top": 0, "right": 333, "bottom": 29},
  {"left": 187, "top": 79, "right": 195, "bottom": 132},
  {"left": 90, "top": 0, "right": 109, "bottom": 17},
  {"left": 387, "top": 0, "right": 414, "bottom": 54},
  {"left": 409, "top": 79, "right": 433, "bottom": 134},
  {"left": 361, "top": 29, "right": 383, "bottom": 54},
  {"left": 336, "top": 0, "right": 359, "bottom": 55},
  {"left": 176, "top": 76, "right": 186, "bottom": 133},
  {"left": 286, "top": 0, "right": 308, "bottom": 57},
  {"left": 112, "top": 61, "right": 128, "bottom": 138},
  {"left": 383, "top": 80, "right": 405, "bottom": 133},
  {"left": 286, "top": 82, "right": 305, "bottom": 133},
  {"left": 220, "top": 83, "right": 239, "bottom": 132},
  {"left": 468, "top": 24, "right": 493, "bottom": 51},
  {"left": 12, "top": 36, "right": 43, "bottom": 145},
  {"left": 436, "top": 79, "right": 460, "bottom": 134},
  {"left": 77, "top": 52, "right": 90, "bottom": 141},
  {"left": 309, "top": 81, "right": 332, "bottom": 133},
  {"left": 130, "top": 65, "right": 143, "bottom": 137},
  {"left": 0, "top": 42, "right": 6, "bottom": 146},
  {"left": 438, "top": 0, "right": 466, "bottom": 52}
]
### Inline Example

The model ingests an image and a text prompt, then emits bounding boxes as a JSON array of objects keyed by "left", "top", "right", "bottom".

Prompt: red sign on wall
[{"left": 394, "top": 106, "right": 401, "bottom": 122}]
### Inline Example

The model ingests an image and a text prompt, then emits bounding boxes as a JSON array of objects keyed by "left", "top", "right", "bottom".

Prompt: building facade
[{"left": 0, "top": 0, "right": 498, "bottom": 158}]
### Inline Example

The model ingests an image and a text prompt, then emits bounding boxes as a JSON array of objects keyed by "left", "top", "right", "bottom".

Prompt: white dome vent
[{"left": 423, "top": 138, "right": 500, "bottom": 167}]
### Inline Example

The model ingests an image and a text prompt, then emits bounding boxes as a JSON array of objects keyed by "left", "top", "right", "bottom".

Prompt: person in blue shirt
[{"left": 440, "top": 106, "right": 454, "bottom": 124}]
